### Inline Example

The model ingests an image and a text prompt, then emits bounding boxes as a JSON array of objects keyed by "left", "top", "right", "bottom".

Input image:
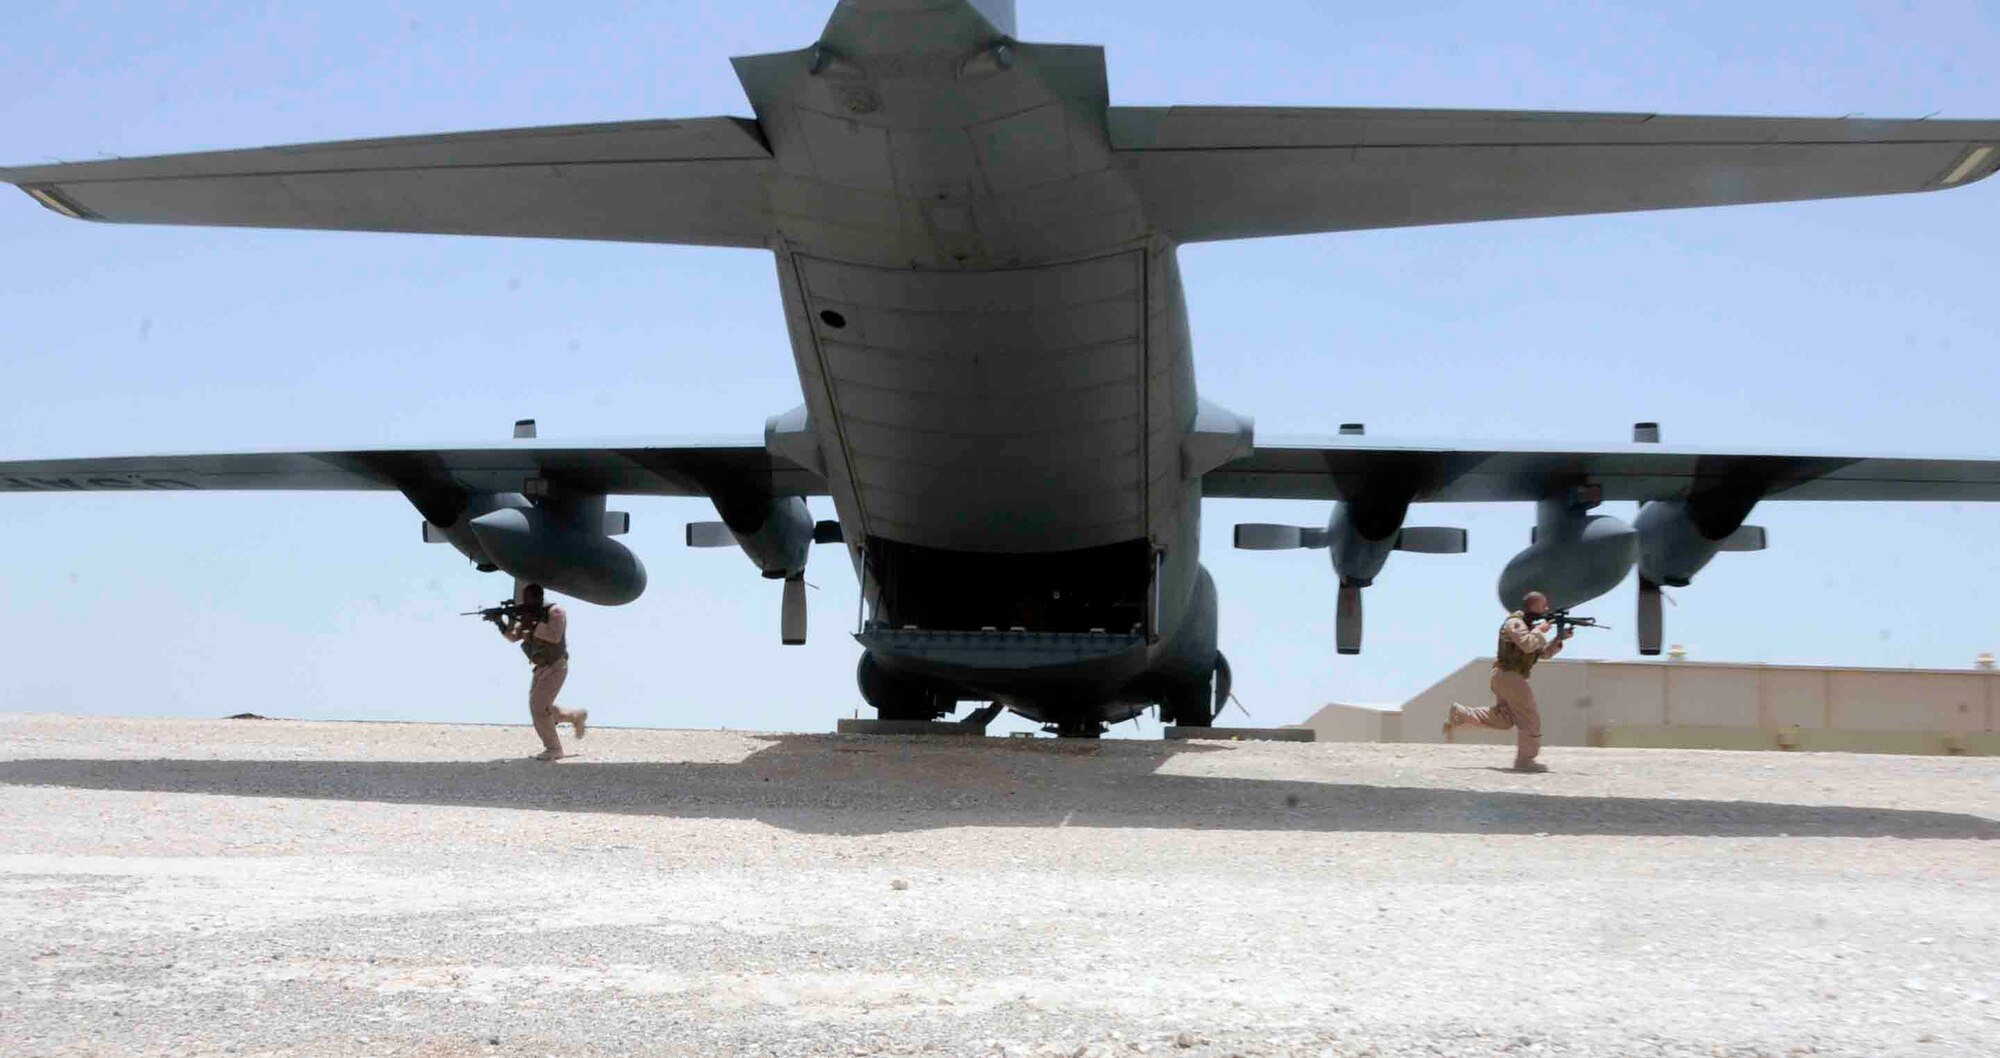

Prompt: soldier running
[
  {"left": 499, "top": 583, "right": 587, "bottom": 760},
  {"left": 1442, "top": 590, "right": 1571, "bottom": 772}
]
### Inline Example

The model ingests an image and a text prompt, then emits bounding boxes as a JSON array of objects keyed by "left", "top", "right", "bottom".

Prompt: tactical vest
[
  {"left": 1494, "top": 611, "right": 1540, "bottom": 676},
  {"left": 521, "top": 615, "right": 569, "bottom": 667}
]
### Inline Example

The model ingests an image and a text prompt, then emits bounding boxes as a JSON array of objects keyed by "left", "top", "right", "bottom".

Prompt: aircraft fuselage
[{"left": 734, "top": 7, "right": 1226, "bottom": 727}]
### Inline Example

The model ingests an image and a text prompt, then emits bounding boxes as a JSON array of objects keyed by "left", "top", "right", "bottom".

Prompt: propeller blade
[
  {"left": 1336, "top": 583, "right": 1363, "bottom": 655},
  {"left": 1214, "top": 651, "right": 1233, "bottom": 719},
  {"left": 782, "top": 575, "right": 808, "bottom": 645},
  {"left": 685, "top": 521, "right": 735, "bottom": 548},
  {"left": 1394, "top": 526, "right": 1468, "bottom": 554},
  {"left": 1720, "top": 525, "right": 1768, "bottom": 552},
  {"left": 1637, "top": 576, "right": 1664, "bottom": 656},
  {"left": 1234, "top": 523, "right": 1304, "bottom": 550}
]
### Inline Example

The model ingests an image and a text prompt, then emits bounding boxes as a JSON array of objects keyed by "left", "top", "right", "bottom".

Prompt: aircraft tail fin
[
  {"left": 970, "top": 0, "right": 1016, "bottom": 35},
  {"left": 819, "top": 1, "right": 1015, "bottom": 48}
]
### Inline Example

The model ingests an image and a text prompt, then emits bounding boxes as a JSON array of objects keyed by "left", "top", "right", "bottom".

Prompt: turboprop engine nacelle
[
  {"left": 1635, "top": 499, "right": 1766, "bottom": 588},
  {"left": 690, "top": 495, "right": 817, "bottom": 580},
  {"left": 685, "top": 495, "right": 843, "bottom": 645},
  {"left": 1234, "top": 489, "right": 1466, "bottom": 654},
  {"left": 1630, "top": 496, "right": 1766, "bottom": 654},
  {"left": 468, "top": 504, "right": 647, "bottom": 606},
  {"left": 417, "top": 491, "right": 525, "bottom": 572},
  {"left": 1328, "top": 501, "right": 1398, "bottom": 588},
  {"left": 1330, "top": 502, "right": 1467, "bottom": 654},
  {"left": 1497, "top": 498, "right": 1636, "bottom": 611}
]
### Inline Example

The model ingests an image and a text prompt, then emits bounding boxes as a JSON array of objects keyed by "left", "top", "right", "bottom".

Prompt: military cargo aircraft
[{"left": 6, "top": 0, "right": 2000, "bottom": 736}]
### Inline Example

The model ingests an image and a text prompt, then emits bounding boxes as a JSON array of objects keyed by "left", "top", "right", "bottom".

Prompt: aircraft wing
[
  {"left": 0, "top": 117, "right": 776, "bottom": 247},
  {"left": 0, "top": 439, "right": 825, "bottom": 500},
  {"left": 1110, "top": 107, "right": 2000, "bottom": 242},
  {"left": 1204, "top": 438, "right": 2000, "bottom": 503}
]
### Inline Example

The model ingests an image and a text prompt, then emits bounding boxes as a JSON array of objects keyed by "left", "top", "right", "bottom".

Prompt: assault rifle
[
  {"left": 1542, "top": 609, "right": 1609, "bottom": 635},
  {"left": 460, "top": 600, "right": 547, "bottom": 630}
]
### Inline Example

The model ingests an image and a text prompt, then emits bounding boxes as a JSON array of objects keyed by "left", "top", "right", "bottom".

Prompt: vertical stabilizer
[
  {"left": 969, "top": 0, "right": 1016, "bottom": 35},
  {"left": 818, "top": 1, "right": 1016, "bottom": 53}
]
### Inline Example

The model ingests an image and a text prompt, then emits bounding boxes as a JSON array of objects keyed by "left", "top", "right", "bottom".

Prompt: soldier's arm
[
  {"left": 1502, "top": 616, "right": 1549, "bottom": 655},
  {"left": 532, "top": 606, "right": 567, "bottom": 642}
]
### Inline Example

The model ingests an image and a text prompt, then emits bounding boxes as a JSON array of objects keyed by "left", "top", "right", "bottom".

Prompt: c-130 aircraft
[{"left": 6, "top": 0, "right": 2000, "bottom": 737}]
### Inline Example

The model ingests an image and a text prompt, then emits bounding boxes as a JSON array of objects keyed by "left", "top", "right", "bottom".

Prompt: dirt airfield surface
[{"left": 1, "top": 714, "right": 1996, "bottom": 1058}]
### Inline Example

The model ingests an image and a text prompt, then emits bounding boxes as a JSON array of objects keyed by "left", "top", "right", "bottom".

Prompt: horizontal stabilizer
[
  {"left": 1394, "top": 526, "right": 1468, "bottom": 554},
  {"left": 1112, "top": 107, "right": 2000, "bottom": 243},
  {"left": 3, "top": 117, "right": 776, "bottom": 248}
]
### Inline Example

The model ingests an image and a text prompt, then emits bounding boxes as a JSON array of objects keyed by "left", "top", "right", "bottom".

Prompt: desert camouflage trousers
[
  {"left": 528, "top": 659, "right": 578, "bottom": 753},
  {"left": 1461, "top": 668, "right": 1542, "bottom": 767}
]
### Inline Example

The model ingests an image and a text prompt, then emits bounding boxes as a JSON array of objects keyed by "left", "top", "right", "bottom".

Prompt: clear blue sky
[{"left": 3, "top": 1, "right": 1998, "bottom": 735}]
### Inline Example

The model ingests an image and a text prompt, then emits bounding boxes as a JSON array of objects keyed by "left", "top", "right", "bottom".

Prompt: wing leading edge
[
  {"left": 1204, "top": 438, "right": 2000, "bottom": 504},
  {"left": 0, "top": 441, "right": 826, "bottom": 499},
  {"left": 1111, "top": 107, "right": 2000, "bottom": 243},
  {"left": 13, "top": 437, "right": 1992, "bottom": 505},
  {"left": 0, "top": 117, "right": 777, "bottom": 248}
]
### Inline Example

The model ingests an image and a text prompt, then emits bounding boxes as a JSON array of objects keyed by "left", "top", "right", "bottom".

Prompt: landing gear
[
  {"left": 959, "top": 702, "right": 1005, "bottom": 730},
  {"left": 1162, "top": 674, "right": 1215, "bottom": 728},
  {"left": 1050, "top": 716, "right": 1104, "bottom": 739},
  {"left": 1161, "top": 652, "right": 1231, "bottom": 728},
  {"left": 856, "top": 653, "right": 950, "bottom": 722}
]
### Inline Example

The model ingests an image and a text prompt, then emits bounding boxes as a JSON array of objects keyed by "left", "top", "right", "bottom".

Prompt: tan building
[{"left": 1302, "top": 657, "right": 2000, "bottom": 756}]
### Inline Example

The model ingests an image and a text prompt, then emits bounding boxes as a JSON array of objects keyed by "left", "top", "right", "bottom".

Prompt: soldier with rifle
[
  {"left": 1442, "top": 590, "right": 1590, "bottom": 773},
  {"left": 467, "top": 583, "right": 586, "bottom": 760}
]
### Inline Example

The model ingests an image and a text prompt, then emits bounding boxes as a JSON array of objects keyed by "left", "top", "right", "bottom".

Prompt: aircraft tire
[
  {"left": 856, "top": 652, "right": 949, "bottom": 722},
  {"left": 1163, "top": 675, "right": 1215, "bottom": 728}
]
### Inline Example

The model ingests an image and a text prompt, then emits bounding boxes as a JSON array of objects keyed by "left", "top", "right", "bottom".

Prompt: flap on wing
[
  {"left": 2, "top": 117, "right": 777, "bottom": 248},
  {"left": 1110, "top": 106, "right": 2000, "bottom": 243},
  {"left": 0, "top": 440, "right": 826, "bottom": 498},
  {"left": 1204, "top": 438, "right": 2000, "bottom": 504}
]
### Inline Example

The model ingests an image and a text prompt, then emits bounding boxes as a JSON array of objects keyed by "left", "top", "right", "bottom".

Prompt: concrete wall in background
[{"left": 1303, "top": 659, "right": 2000, "bottom": 755}]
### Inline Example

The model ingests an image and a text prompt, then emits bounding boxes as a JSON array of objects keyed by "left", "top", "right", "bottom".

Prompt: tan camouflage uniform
[
  {"left": 1453, "top": 611, "right": 1565, "bottom": 768},
  {"left": 506, "top": 605, "right": 582, "bottom": 754}
]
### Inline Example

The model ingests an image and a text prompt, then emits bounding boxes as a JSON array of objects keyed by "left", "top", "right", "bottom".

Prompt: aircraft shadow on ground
[{"left": 0, "top": 735, "right": 1992, "bottom": 839}]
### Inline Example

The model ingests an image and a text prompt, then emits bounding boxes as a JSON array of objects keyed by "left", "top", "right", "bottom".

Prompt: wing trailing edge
[
  {"left": 1205, "top": 437, "right": 2000, "bottom": 504},
  {"left": 0, "top": 440, "right": 826, "bottom": 499}
]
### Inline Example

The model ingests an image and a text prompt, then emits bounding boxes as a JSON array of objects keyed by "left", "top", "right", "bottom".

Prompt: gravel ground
[{"left": 1, "top": 713, "right": 1996, "bottom": 1058}]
